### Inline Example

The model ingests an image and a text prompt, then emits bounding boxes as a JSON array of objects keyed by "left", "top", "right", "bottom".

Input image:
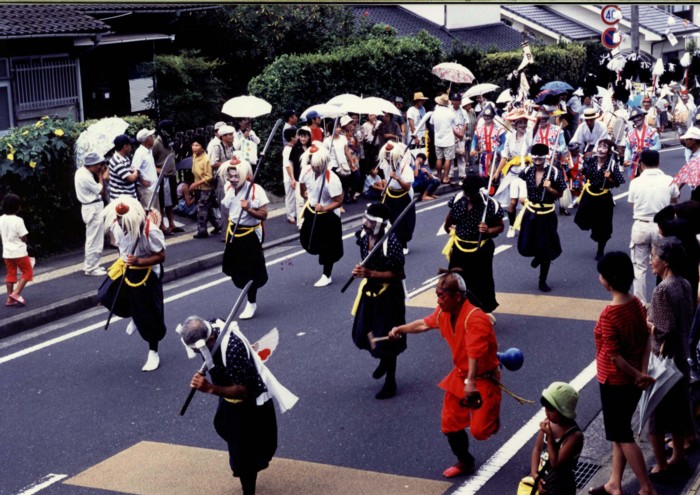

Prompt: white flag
[{"left": 517, "top": 42, "right": 533, "bottom": 72}]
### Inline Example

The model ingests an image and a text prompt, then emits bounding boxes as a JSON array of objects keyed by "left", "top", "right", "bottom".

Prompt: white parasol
[
  {"left": 465, "top": 83, "right": 499, "bottom": 99},
  {"left": 431, "top": 62, "right": 475, "bottom": 84},
  {"left": 74, "top": 117, "right": 129, "bottom": 168},
  {"left": 637, "top": 353, "right": 683, "bottom": 434},
  {"left": 222, "top": 95, "right": 272, "bottom": 119},
  {"left": 340, "top": 96, "right": 401, "bottom": 117},
  {"left": 300, "top": 103, "right": 346, "bottom": 120},
  {"left": 496, "top": 89, "right": 513, "bottom": 104},
  {"left": 327, "top": 93, "right": 362, "bottom": 106}
]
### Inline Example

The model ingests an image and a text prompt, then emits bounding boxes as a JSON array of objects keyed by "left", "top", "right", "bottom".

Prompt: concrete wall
[{"left": 402, "top": 4, "right": 500, "bottom": 29}]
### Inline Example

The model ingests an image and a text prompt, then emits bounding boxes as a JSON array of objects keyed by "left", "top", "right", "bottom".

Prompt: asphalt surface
[{"left": 2, "top": 138, "right": 700, "bottom": 495}]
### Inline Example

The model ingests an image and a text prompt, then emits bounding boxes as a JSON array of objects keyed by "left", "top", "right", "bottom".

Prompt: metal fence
[{"left": 12, "top": 55, "right": 79, "bottom": 112}]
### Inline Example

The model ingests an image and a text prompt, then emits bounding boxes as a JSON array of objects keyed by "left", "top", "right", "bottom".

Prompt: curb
[{"left": 0, "top": 209, "right": 374, "bottom": 340}]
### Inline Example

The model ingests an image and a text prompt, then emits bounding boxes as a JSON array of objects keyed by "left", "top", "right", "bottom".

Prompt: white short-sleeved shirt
[
  {"left": 222, "top": 182, "right": 270, "bottom": 226},
  {"left": 299, "top": 166, "right": 343, "bottom": 217},
  {"left": 407, "top": 106, "right": 425, "bottom": 132},
  {"left": 628, "top": 168, "right": 680, "bottom": 221},
  {"left": 502, "top": 132, "right": 533, "bottom": 164},
  {"left": 0, "top": 214, "right": 28, "bottom": 258},
  {"left": 381, "top": 158, "right": 415, "bottom": 197},
  {"left": 132, "top": 145, "right": 157, "bottom": 191},
  {"left": 323, "top": 135, "right": 349, "bottom": 171},
  {"left": 282, "top": 145, "right": 294, "bottom": 182},
  {"left": 571, "top": 121, "right": 610, "bottom": 148},
  {"left": 430, "top": 105, "right": 456, "bottom": 147},
  {"left": 74, "top": 166, "right": 103, "bottom": 204},
  {"left": 111, "top": 220, "right": 166, "bottom": 277}
]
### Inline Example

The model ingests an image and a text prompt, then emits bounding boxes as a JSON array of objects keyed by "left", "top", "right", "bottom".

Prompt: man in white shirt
[
  {"left": 234, "top": 118, "right": 261, "bottom": 164},
  {"left": 430, "top": 94, "right": 456, "bottom": 182},
  {"left": 570, "top": 108, "right": 610, "bottom": 157},
  {"left": 627, "top": 149, "right": 680, "bottom": 304},
  {"left": 74, "top": 152, "right": 107, "bottom": 276},
  {"left": 206, "top": 121, "right": 226, "bottom": 157},
  {"left": 450, "top": 92, "right": 468, "bottom": 181},
  {"left": 133, "top": 128, "right": 158, "bottom": 209},
  {"left": 407, "top": 92, "right": 428, "bottom": 147}
]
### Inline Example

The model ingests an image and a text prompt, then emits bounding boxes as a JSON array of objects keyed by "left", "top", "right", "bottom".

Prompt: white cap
[
  {"left": 136, "top": 128, "right": 155, "bottom": 143},
  {"left": 218, "top": 125, "right": 235, "bottom": 136},
  {"left": 461, "top": 96, "right": 473, "bottom": 106},
  {"left": 680, "top": 127, "right": 700, "bottom": 140},
  {"left": 340, "top": 115, "right": 353, "bottom": 127}
]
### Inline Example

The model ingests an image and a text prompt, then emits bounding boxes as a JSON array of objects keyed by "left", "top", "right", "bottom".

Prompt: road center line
[{"left": 454, "top": 361, "right": 597, "bottom": 495}]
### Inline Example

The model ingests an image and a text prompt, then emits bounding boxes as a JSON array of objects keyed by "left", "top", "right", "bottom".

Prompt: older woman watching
[
  {"left": 589, "top": 251, "right": 657, "bottom": 495},
  {"left": 647, "top": 236, "right": 694, "bottom": 481}
]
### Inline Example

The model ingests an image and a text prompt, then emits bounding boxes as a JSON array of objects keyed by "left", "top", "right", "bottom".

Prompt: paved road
[{"left": 1, "top": 144, "right": 693, "bottom": 495}]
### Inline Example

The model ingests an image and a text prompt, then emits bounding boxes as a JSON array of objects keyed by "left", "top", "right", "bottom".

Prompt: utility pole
[{"left": 630, "top": 5, "right": 640, "bottom": 55}]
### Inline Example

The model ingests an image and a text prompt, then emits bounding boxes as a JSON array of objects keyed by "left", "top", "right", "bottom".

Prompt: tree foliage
[{"left": 145, "top": 50, "right": 225, "bottom": 130}]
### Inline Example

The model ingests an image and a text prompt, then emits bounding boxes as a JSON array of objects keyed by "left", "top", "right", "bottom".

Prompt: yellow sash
[
  {"left": 304, "top": 201, "right": 329, "bottom": 215},
  {"left": 383, "top": 188, "right": 408, "bottom": 200},
  {"left": 502, "top": 155, "right": 531, "bottom": 176},
  {"left": 225, "top": 220, "right": 261, "bottom": 243},
  {"left": 442, "top": 230, "right": 486, "bottom": 261},
  {"left": 107, "top": 258, "right": 152, "bottom": 287},
  {"left": 351, "top": 278, "right": 390, "bottom": 316},
  {"left": 513, "top": 201, "right": 555, "bottom": 231},
  {"left": 579, "top": 180, "right": 609, "bottom": 197}
]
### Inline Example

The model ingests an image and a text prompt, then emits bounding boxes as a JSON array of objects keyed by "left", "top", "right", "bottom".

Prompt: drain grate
[{"left": 574, "top": 460, "right": 602, "bottom": 489}]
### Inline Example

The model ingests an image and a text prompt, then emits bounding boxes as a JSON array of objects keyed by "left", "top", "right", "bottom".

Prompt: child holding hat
[{"left": 528, "top": 382, "right": 584, "bottom": 495}]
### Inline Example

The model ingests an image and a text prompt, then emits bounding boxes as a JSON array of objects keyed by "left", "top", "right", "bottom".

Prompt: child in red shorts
[{"left": 0, "top": 193, "right": 32, "bottom": 306}]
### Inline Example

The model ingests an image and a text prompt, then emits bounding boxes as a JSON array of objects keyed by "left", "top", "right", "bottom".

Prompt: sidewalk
[{"left": 0, "top": 183, "right": 461, "bottom": 339}]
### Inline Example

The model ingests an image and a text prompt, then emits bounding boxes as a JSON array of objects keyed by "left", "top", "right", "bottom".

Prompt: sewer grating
[{"left": 574, "top": 460, "right": 602, "bottom": 489}]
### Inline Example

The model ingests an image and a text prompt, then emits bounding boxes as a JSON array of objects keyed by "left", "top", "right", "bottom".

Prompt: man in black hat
[
  {"left": 515, "top": 143, "right": 567, "bottom": 292},
  {"left": 108, "top": 134, "right": 138, "bottom": 201}
]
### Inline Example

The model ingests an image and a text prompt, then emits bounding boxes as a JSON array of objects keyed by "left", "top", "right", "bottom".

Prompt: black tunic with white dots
[
  {"left": 519, "top": 165, "right": 567, "bottom": 203},
  {"left": 448, "top": 193, "right": 504, "bottom": 241}
]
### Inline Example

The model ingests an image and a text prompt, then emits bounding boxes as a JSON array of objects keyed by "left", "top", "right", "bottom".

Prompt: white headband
[{"left": 175, "top": 320, "right": 214, "bottom": 370}]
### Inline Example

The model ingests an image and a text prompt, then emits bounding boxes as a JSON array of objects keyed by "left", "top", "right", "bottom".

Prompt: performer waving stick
[
  {"left": 341, "top": 195, "right": 420, "bottom": 293},
  {"left": 227, "top": 119, "right": 283, "bottom": 240},
  {"left": 308, "top": 116, "right": 340, "bottom": 249},
  {"left": 104, "top": 153, "right": 174, "bottom": 331},
  {"left": 179, "top": 279, "right": 253, "bottom": 416}
]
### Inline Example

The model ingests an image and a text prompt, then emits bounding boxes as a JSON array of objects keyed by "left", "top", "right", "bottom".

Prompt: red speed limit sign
[{"left": 601, "top": 5, "right": 622, "bottom": 25}]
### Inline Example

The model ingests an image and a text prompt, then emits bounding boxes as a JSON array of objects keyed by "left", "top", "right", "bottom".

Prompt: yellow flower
[
  {"left": 54, "top": 129, "right": 64, "bottom": 137},
  {"left": 34, "top": 121, "right": 44, "bottom": 128},
  {"left": 22, "top": 130, "right": 29, "bottom": 136},
  {"left": 29, "top": 161, "right": 37, "bottom": 168},
  {"left": 7, "top": 153, "right": 14, "bottom": 161},
  {"left": 7, "top": 143, "right": 15, "bottom": 151},
  {"left": 42, "top": 116, "right": 49, "bottom": 120}
]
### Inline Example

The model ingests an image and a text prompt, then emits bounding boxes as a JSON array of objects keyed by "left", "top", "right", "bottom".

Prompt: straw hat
[
  {"left": 412, "top": 92, "right": 428, "bottom": 102},
  {"left": 505, "top": 108, "right": 534, "bottom": 121},
  {"left": 581, "top": 108, "right": 599, "bottom": 120},
  {"left": 434, "top": 94, "right": 449, "bottom": 107}
]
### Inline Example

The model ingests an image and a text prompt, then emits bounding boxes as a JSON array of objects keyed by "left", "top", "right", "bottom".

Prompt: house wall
[{"left": 402, "top": 4, "right": 500, "bottom": 29}]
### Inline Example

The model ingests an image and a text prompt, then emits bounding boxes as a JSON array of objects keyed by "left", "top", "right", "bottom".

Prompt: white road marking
[
  {"left": 15, "top": 474, "right": 68, "bottom": 495},
  {"left": 613, "top": 191, "right": 628, "bottom": 201},
  {"left": 416, "top": 199, "right": 450, "bottom": 214},
  {"left": 453, "top": 361, "right": 597, "bottom": 495}
]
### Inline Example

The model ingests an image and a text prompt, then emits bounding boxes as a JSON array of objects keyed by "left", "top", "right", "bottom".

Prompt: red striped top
[{"left": 594, "top": 296, "right": 648, "bottom": 385}]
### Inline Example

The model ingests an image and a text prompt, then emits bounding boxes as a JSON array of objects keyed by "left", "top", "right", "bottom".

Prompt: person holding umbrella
[
  {"left": 588, "top": 251, "right": 657, "bottom": 495},
  {"left": 442, "top": 175, "right": 504, "bottom": 318},
  {"left": 515, "top": 143, "right": 567, "bottom": 292},
  {"left": 646, "top": 237, "right": 694, "bottom": 482},
  {"left": 350, "top": 202, "right": 406, "bottom": 400},
  {"left": 574, "top": 139, "right": 625, "bottom": 261},
  {"left": 298, "top": 143, "right": 344, "bottom": 287}
]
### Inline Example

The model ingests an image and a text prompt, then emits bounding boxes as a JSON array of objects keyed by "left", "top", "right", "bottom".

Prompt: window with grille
[{"left": 12, "top": 55, "right": 79, "bottom": 112}]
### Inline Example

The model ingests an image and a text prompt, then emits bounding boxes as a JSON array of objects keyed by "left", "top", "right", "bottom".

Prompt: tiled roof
[
  {"left": 451, "top": 23, "right": 525, "bottom": 51},
  {"left": 0, "top": 5, "right": 109, "bottom": 38},
  {"left": 590, "top": 5, "right": 700, "bottom": 36},
  {"left": 502, "top": 5, "right": 598, "bottom": 41},
  {"left": 76, "top": 4, "right": 217, "bottom": 14},
  {"left": 352, "top": 5, "right": 527, "bottom": 52}
]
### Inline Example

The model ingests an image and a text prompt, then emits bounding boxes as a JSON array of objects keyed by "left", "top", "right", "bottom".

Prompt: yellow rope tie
[
  {"left": 304, "top": 201, "right": 328, "bottom": 215},
  {"left": 512, "top": 201, "right": 555, "bottom": 231},
  {"left": 580, "top": 180, "right": 610, "bottom": 197},
  {"left": 107, "top": 258, "right": 152, "bottom": 287},
  {"left": 225, "top": 220, "right": 260, "bottom": 243},
  {"left": 351, "top": 279, "right": 390, "bottom": 316},
  {"left": 442, "top": 230, "right": 486, "bottom": 261},
  {"left": 384, "top": 188, "right": 408, "bottom": 199}
]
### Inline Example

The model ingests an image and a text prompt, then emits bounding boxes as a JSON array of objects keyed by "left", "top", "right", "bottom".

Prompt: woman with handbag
[
  {"left": 647, "top": 237, "right": 694, "bottom": 482},
  {"left": 588, "top": 251, "right": 657, "bottom": 495}
]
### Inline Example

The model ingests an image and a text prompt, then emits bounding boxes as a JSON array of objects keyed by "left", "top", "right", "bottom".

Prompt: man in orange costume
[{"left": 389, "top": 269, "right": 501, "bottom": 478}]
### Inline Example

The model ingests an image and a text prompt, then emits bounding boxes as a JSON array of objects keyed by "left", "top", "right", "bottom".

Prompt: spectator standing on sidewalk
[
  {"left": 190, "top": 135, "right": 221, "bottom": 239},
  {"left": 0, "top": 193, "right": 32, "bottom": 307},
  {"left": 132, "top": 128, "right": 158, "bottom": 210},
  {"left": 589, "top": 251, "right": 657, "bottom": 495},
  {"left": 108, "top": 134, "right": 138, "bottom": 201},
  {"left": 153, "top": 120, "right": 180, "bottom": 235},
  {"left": 75, "top": 152, "right": 107, "bottom": 276},
  {"left": 627, "top": 150, "right": 680, "bottom": 305},
  {"left": 282, "top": 128, "right": 297, "bottom": 224},
  {"left": 431, "top": 94, "right": 456, "bottom": 183},
  {"left": 210, "top": 125, "right": 235, "bottom": 240}
]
